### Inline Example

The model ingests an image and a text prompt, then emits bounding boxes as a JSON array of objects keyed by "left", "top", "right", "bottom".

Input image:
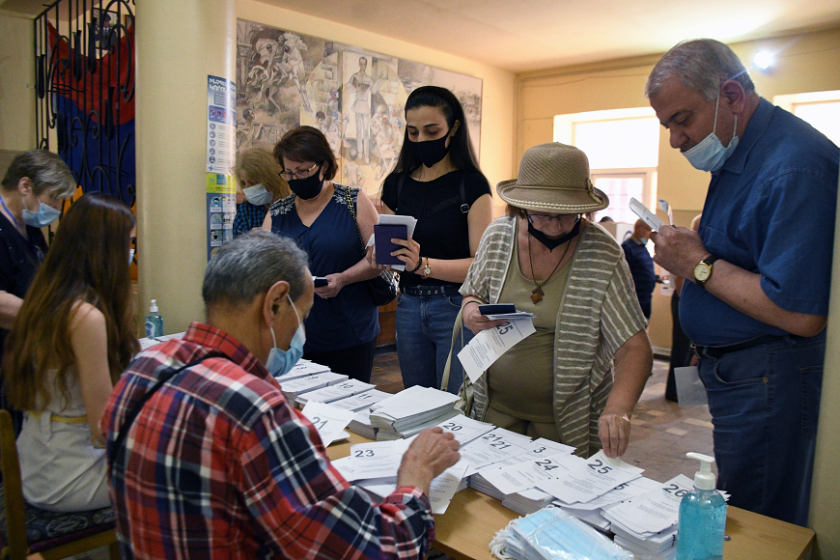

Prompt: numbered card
[
  {"left": 457, "top": 318, "right": 536, "bottom": 382},
  {"left": 477, "top": 452, "right": 573, "bottom": 496},
  {"left": 525, "top": 437, "right": 576, "bottom": 459},
  {"left": 536, "top": 450, "right": 644, "bottom": 505},
  {"left": 459, "top": 428, "right": 532, "bottom": 475},
  {"left": 569, "top": 475, "right": 661, "bottom": 511},
  {"left": 602, "top": 474, "right": 694, "bottom": 535},
  {"left": 349, "top": 441, "right": 400, "bottom": 481},
  {"left": 434, "top": 414, "right": 495, "bottom": 445},
  {"left": 300, "top": 401, "right": 356, "bottom": 446}
]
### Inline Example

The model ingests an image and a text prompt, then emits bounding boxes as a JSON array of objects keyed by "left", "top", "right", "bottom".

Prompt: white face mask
[
  {"left": 243, "top": 183, "right": 273, "bottom": 206},
  {"left": 682, "top": 93, "right": 739, "bottom": 173}
]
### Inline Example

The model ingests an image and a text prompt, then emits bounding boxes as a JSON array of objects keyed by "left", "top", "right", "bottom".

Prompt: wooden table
[{"left": 328, "top": 435, "right": 815, "bottom": 560}]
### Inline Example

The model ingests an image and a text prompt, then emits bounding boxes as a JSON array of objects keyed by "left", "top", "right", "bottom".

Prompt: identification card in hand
[
  {"left": 300, "top": 401, "right": 356, "bottom": 446},
  {"left": 457, "top": 318, "right": 536, "bottom": 382},
  {"left": 478, "top": 303, "right": 535, "bottom": 320}
]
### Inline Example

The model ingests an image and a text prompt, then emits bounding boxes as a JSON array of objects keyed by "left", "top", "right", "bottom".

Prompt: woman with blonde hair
[
  {"left": 233, "top": 148, "right": 290, "bottom": 237},
  {"left": 3, "top": 192, "right": 139, "bottom": 511}
]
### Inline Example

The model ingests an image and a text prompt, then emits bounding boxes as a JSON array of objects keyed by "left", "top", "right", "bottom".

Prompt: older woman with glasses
[
  {"left": 262, "top": 126, "right": 381, "bottom": 382},
  {"left": 458, "top": 143, "right": 652, "bottom": 459}
]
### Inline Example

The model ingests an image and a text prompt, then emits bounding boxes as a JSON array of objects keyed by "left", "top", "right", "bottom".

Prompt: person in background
[
  {"left": 102, "top": 231, "right": 460, "bottom": 560},
  {"left": 622, "top": 219, "right": 657, "bottom": 320},
  {"left": 598, "top": 215, "right": 614, "bottom": 223},
  {"left": 232, "top": 148, "right": 290, "bottom": 237},
  {"left": 0, "top": 149, "right": 76, "bottom": 432},
  {"left": 460, "top": 143, "right": 652, "bottom": 458},
  {"left": 377, "top": 86, "right": 493, "bottom": 393},
  {"left": 647, "top": 38, "right": 838, "bottom": 525},
  {"left": 665, "top": 213, "right": 701, "bottom": 402},
  {"left": 263, "top": 126, "right": 381, "bottom": 382},
  {"left": 3, "top": 193, "right": 138, "bottom": 511}
]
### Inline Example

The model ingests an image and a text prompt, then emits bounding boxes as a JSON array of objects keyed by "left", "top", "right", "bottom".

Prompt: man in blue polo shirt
[
  {"left": 622, "top": 219, "right": 657, "bottom": 320},
  {"left": 645, "top": 39, "right": 839, "bottom": 527}
]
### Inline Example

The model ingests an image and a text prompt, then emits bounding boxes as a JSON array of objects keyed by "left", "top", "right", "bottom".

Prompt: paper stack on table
[
  {"left": 369, "top": 386, "right": 460, "bottom": 439},
  {"left": 296, "top": 379, "right": 375, "bottom": 406},
  {"left": 299, "top": 401, "right": 356, "bottom": 446},
  {"left": 275, "top": 359, "right": 332, "bottom": 381},
  {"left": 277, "top": 371, "right": 349, "bottom": 405},
  {"left": 326, "top": 388, "right": 392, "bottom": 439}
]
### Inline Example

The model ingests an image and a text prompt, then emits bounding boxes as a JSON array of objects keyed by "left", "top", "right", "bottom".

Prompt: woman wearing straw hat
[{"left": 459, "top": 143, "right": 652, "bottom": 458}]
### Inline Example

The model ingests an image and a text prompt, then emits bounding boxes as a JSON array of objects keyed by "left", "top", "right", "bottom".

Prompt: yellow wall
[
  {"left": 0, "top": 10, "right": 35, "bottom": 151},
  {"left": 515, "top": 27, "right": 840, "bottom": 351},
  {"left": 237, "top": 0, "right": 516, "bottom": 207}
]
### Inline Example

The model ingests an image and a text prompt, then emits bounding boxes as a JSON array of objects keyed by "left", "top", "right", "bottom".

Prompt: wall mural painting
[{"left": 236, "top": 20, "right": 483, "bottom": 199}]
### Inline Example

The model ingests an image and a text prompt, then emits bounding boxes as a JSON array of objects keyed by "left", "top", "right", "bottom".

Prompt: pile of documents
[
  {"left": 276, "top": 369, "right": 349, "bottom": 406},
  {"left": 329, "top": 388, "right": 392, "bottom": 439},
  {"left": 296, "top": 378, "right": 375, "bottom": 407},
  {"left": 369, "top": 386, "right": 461, "bottom": 439}
]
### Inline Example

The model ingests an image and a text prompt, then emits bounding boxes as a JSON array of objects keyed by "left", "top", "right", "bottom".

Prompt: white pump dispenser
[{"left": 688, "top": 452, "right": 716, "bottom": 490}]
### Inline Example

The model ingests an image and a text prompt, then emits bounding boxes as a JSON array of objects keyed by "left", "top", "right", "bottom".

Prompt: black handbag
[{"left": 343, "top": 187, "right": 398, "bottom": 307}]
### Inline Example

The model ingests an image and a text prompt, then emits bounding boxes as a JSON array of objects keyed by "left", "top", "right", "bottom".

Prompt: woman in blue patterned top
[{"left": 262, "top": 127, "right": 381, "bottom": 382}]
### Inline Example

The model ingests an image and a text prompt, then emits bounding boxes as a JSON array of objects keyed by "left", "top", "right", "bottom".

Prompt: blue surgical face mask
[
  {"left": 129, "top": 248, "right": 135, "bottom": 265},
  {"left": 265, "top": 293, "right": 306, "bottom": 377},
  {"left": 22, "top": 194, "right": 62, "bottom": 227},
  {"left": 243, "top": 183, "right": 272, "bottom": 206},
  {"left": 683, "top": 93, "right": 739, "bottom": 173}
]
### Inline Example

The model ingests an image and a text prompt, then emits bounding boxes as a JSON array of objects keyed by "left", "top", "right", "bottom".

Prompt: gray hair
[
  {"left": 202, "top": 230, "right": 309, "bottom": 309},
  {"left": 1, "top": 149, "right": 76, "bottom": 197},
  {"left": 645, "top": 39, "right": 755, "bottom": 101}
]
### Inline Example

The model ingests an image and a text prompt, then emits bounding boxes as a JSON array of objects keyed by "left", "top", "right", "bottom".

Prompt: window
[
  {"left": 554, "top": 108, "right": 660, "bottom": 222},
  {"left": 775, "top": 91, "right": 840, "bottom": 146}
]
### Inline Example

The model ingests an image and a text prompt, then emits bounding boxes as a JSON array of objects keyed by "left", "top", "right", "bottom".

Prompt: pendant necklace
[{"left": 528, "top": 233, "right": 570, "bottom": 304}]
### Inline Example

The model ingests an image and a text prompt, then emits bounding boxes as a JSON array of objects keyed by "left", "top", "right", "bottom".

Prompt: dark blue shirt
[
  {"left": 622, "top": 237, "right": 656, "bottom": 319},
  {"left": 232, "top": 201, "right": 267, "bottom": 238},
  {"left": 681, "top": 98, "right": 839, "bottom": 346},
  {"left": 268, "top": 185, "right": 378, "bottom": 353}
]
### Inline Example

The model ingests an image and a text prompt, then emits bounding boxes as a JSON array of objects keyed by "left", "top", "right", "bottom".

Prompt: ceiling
[{"left": 4, "top": 0, "right": 840, "bottom": 72}]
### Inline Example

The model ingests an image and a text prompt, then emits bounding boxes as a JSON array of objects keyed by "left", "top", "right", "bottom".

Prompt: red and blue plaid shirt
[{"left": 102, "top": 322, "right": 435, "bottom": 560}]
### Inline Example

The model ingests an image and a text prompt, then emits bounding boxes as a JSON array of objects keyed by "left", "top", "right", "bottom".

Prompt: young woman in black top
[{"left": 378, "top": 86, "right": 492, "bottom": 393}]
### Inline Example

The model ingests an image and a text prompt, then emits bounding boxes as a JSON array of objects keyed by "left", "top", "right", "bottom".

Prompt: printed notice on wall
[{"left": 206, "top": 75, "right": 236, "bottom": 260}]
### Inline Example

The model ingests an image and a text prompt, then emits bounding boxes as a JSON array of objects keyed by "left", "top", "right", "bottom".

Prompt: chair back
[{"left": 0, "top": 408, "right": 31, "bottom": 560}]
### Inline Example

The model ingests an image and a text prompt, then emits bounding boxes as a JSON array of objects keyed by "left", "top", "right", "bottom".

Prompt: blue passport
[{"left": 374, "top": 224, "right": 408, "bottom": 266}]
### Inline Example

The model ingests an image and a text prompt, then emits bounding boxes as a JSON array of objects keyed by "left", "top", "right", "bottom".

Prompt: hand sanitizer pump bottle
[
  {"left": 145, "top": 299, "right": 164, "bottom": 338},
  {"left": 676, "top": 452, "right": 727, "bottom": 560}
]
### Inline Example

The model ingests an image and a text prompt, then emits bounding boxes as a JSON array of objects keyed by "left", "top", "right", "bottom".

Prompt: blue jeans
[
  {"left": 395, "top": 292, "right": 471, "bottom": 393},
  {"left": 697, "top": 332, "right": 824, "bottom": 527}
]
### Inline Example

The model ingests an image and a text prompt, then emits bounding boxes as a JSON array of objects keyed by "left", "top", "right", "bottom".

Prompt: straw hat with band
[{"left": 497, "top": 142, "right": 609, "bottom": 214}]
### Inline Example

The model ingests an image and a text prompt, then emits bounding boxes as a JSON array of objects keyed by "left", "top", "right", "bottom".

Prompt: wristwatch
[
  {"left": 693, "top": 255, "right": 719, "bottom": 289},
  {"left": 421, "top": 257, "right": 432, "bottom": 279}
]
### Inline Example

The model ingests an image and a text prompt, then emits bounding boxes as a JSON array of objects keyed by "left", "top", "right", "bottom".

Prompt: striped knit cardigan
[{"left": 458, "top": 215, "right": 646, "bottom": 457}]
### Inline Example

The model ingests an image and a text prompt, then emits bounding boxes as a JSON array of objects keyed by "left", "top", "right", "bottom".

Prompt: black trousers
[{"left": 304, "top": 338, "right": 377, "bottom": 383}]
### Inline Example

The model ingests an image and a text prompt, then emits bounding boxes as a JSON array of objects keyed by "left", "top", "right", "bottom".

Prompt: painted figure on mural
[{"left": 347, "top": 56, "right": 373, "bottom": 164}]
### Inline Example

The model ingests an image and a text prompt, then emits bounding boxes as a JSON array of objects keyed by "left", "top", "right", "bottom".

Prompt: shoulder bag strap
[
  {"left": 109, "top": 351, "right": 226, "bottom": 467},
  {"left": 440, "top": 307, "right": 466, "bottom": 392},
  {"left": 342, "top": 186, "right": 367, "bottom": 253}
]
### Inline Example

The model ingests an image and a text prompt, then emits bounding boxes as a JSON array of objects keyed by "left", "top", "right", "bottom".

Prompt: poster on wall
[
  {"left": 235, "top": 20, "right": 483, "bottom": 200},
  {"left": 206, "top": 75, "right": 237, "bottom": 260}
]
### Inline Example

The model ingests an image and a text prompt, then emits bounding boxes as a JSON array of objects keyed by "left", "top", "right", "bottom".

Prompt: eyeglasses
[
  {"left": 279, "top": 163, "right": 319, "bottom": 181},
  {"left": 526, "top": 213, "right": 570, "bottom": 226}
]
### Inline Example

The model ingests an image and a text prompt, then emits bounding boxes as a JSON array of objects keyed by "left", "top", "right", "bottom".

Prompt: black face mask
[
  {"left": 528, "top": 216, "right": 581, "bottom": 251},
  {"left": 411, "top": 133, "right": 450, "bottom": 168},
  {"left": 288, "top": 171, "right": 323, "bottom": 200}
]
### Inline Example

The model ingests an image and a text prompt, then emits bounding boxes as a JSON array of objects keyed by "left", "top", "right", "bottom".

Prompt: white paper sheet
[
  {"left": 434, "top": 414, "right": 496, "bottom": 445},
  {"left": 477, "top": 452, "right": 571, "bottom": 495},
  {"left": 429, "top": 459, "right": 470, "bottom": 514},
  {"left": 536, "top": 450, "right": 644, "bottom": 505},
  {"left": 300, "top": 401, "right": 357, "bottom": 446},
  {"left": 349, "top": 441, "right": 400, "bottom": 481},
  {"left": 457, "top": 319, "right": 536, "bottom": 382}
]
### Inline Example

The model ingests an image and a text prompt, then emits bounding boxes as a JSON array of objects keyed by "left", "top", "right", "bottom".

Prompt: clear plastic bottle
[
  {"left": 676, "top": 452, "right": 727, "bottom": 560},
  {"left": 145, "top": 299, "right": 164, "bottom": 338}
]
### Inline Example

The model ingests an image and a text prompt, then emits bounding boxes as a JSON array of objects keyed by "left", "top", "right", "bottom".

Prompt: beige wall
[
  {"left": 237, "top": 0, "right": 516, "bottom": 209},
  {"left": 0, "top": 10, "right": 35, "bottom": 151},
  {"left": 515, "top": 27, "right": 840, "bottom": 351}
]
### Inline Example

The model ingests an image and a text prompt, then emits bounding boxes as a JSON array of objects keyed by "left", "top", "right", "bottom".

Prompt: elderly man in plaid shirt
[{"left": 102, "top": 231, "right": 460, "bottom": 560}]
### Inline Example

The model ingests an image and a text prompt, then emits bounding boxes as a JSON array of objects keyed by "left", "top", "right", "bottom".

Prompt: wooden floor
[{"left": 371, "top": 349, "right": 715, "bottom": 483}]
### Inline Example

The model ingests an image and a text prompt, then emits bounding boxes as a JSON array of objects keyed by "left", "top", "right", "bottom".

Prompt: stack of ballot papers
[
  {"left": 298, "top": 401, "right": 356, "bottom": 446},
  {"left": 276, "top": 371, "right": 349, "bottom": 405},
  {"left": 328, "top": 388, "right": 392, "bottom": 439},
  {"left": 276, "top": 359, "right": 331, "bottom": 380},
  {"left": 601, "top": 474, "right": 729, "bottom": 560},
  {"left": 330, "top": 438, "right": 469, "bottom": 514},
  {"left": 138, "top": 332, "right": 185, "bottom": 351},
  {"left": 296, "top": 379, "right": 375, "bottom": 406},
  {"left": 369, "top": 386, "right": 460, "bottom": 439}
]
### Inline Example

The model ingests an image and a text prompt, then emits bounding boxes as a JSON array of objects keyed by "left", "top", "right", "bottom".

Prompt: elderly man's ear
[{"left": 262, "top": 281, "right": 291, "bottom": 325}]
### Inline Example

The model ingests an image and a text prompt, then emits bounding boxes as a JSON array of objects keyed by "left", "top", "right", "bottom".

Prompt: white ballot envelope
[
  {"left": 630, "top": 197, "right": 665, "bottom": 232},
  {"left": 457, "top": 318, "right": 536, "bottom": 382},
  {"left": 675, "top": 366, "right": 708, "bottom": 406}
]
